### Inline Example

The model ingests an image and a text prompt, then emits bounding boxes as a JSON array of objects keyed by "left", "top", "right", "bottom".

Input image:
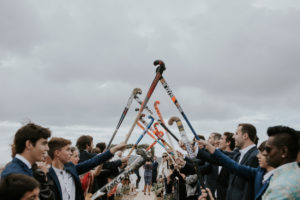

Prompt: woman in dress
[{"left": 143, "top": 158, "right": 153, "bottom": 195}]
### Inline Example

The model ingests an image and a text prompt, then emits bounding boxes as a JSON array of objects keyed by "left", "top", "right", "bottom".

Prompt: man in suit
[
  {"left": 1, "top": 123, "right": 54, "bottom": 200},
  {"left": 47, "top": 137, "right": 126, "bottom": 200},
  {"left": 79, "top": 140, "right": 129, "bottom": 199},
  {"left": 215, "top": 132, "right": 235, "bottom": 200},
  {"left": 193, "top": 124, "right": 259, "bottom": 200},
  {"left": 152, "top": 155, "right": 159, "bottom": 184},
  {"left": 204, "top": 132, "right": 222, "bottom": 198},
  {"left": 197, "top": 138, "right": 273, "bottom": 200},
  {"left": 76, "top": 135, "right": 96, "bottom": 163},
  {"left": 226, "top": 123, "right": 259, "bottom": 200}
]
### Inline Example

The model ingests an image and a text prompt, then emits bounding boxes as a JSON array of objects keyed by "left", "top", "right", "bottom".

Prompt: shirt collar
[
  {"left": 239, "top": 144, "right": 256, "bottom": 155},
  {"left": 15, "top": 154, "right": 32, "bottom": 169},
  {"left": 262, "top": 169, "right": 274, "bottom": 183},
  {"left": 52, "top": 166, "right": 65, "bottom": 175}
]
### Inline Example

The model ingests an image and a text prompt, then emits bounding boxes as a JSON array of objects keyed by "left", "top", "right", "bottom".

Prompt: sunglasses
[
  {"left": 265, "top": 146, "right": 272, "bottom": 153},
  {"left": 162, "top": 155, "right": 167, "bottom": 158}
]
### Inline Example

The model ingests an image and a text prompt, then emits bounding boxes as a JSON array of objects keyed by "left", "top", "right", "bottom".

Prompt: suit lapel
[
  {"left": 48, "top": 167, "right": 63, "bottom": 199},
  {"left": 13, "top": 157, "right": 33, "bottom": 176},
  {"left": 240, "top": 146, "right": 257, "bottom": 165},
  {"left": 255, "top": 175, "right": 272, "bottom": 199}
]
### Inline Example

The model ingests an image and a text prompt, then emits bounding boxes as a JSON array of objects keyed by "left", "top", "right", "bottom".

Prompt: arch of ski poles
[{"left": 91, "top": 60, "right": 208, "bottom": 200}]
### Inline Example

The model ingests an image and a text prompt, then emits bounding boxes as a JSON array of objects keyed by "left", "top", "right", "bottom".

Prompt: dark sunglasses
[{"left": 265, "top": 146, "right": 272, "bottom": 153}]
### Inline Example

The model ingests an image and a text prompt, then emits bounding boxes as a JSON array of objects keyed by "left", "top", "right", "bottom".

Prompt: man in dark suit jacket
[
  {"left": 203, "top": 132, "right": 222, "bottom": 198},
  {"left": 226, "top": 123, "right": 259, "bottom": 200},
  {"left": 47, "top": 137, "right": 126, "bottom": 200},
  {"left": 77, "top": 140, "right": 129, "bottom": 199},
  {"left": 152, "top": 156, "right": 159, "bottom": 184},
  {"left": 190, "top": 124, "right": 258, "bottom": 200},
  {"left": 214, "top": 132, "right": 235, "bottom": 200},
  {"left": 76, "top": 135, "right": 96, "bottom": 163},
  {"left": 1, "top": 123, "right": 54, "bottom": 200}
]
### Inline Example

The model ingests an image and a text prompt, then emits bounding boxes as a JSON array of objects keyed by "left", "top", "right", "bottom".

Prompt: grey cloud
[{"left": 1, "top": 0, "right": 300, "bottom": 164}]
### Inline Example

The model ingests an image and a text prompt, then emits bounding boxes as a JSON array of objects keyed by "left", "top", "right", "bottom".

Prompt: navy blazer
[
  {"left": 226, "top": 146, "right": 258, "bottom": 200},
  {"left": 47, "top": 149, "right": 113, "bottom": 200},
  {"left": 212, "top": 149, "right": 270, "bottom": 200},
  {"left": 1, "top": 157, "right": 33, "bottom": 178},
  {"left": 196, "top": 149, "right": 236, "bottom": 200},
  {"left": 79, "top": 150, "right": 97, "bottom": 163}
]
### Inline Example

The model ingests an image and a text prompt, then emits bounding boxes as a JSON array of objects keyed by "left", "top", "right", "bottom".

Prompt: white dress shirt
[
  {"left": 238, "top": 144, "right": 256, "bottom": 163},
  {"left": 15, "top": 154, "right": 32, "bottom": 169},
  {"left": 53, "top": 167, "right": 76, "bottom": 200}
]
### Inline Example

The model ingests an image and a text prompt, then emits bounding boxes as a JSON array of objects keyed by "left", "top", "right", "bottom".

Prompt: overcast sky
[{"left": 1, "top": 0, "right": 300, "bottom": 164}]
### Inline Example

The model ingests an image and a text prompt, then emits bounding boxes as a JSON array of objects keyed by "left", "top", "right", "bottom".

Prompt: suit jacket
[
  {"left": 79, "top": 150, "right": 97, "bottom": 163},
  {"left": 48, "top": 150, "right": 113, "bottom": 200},
  {"left": 91, "top": 159, "right": 122, "bottom": 195},
  {"left": 1, "top": 157, "right": 55, "bottom": 200},
  {"left": 204, "top": 163, "right": 218, "bottom": 198},
  {"left": 1, "top": 157, "right": 33, "bottom": 178},
  {"left": 152, "top": 161, "right": 158, "bottom": 176},
  {"left": 224, "top": 147, "right": 259, "bottom": 200},
  {"left": 196, "top": 148, "right": 236, "bottom": 200},
  {"left": 212, "top": 149, "right": 272, "bottom": 200}
]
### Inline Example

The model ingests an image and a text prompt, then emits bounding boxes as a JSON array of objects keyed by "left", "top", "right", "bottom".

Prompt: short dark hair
[
  {"left": 267, "top": 126, "right": 298, "bottom": 159},
  {"left": 76, "top": 135, "right": 93, "bottom": 151},
  {"left": 224, "top": 132, "right": 235, "bottom": 150},
  {"left": 70, "top": 146, "right": 78, "bottom": 154},
  {"left": 193, "top": 135, "right": 205, "bottom": 141},
  {"left": 239, "top": 123, "right": 257, "bottom": 143},
  {"left": 96, "top": 142, "right": 106, "bottom": 153},
  {"left": 258, "top": 140, "right": 267, "bottom": 152},
  {"left": 0, "top": 174, "right": 40, "bottom": 200},
  {"left": 14, "top": 123, "right": 51, "bottom": 154},
  {"left": 48, "top": 137, "right": 72, "bottom": 159},
  {"left": 91, "top": 147, "right": 101, "bottom": 154},
  {"left": 212, "top": 132, "right": 222, "bottom": 141}
]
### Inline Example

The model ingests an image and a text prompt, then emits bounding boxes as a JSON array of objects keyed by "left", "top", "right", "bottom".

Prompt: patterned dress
[
  {"left": 144, "top": 163, "right": 153, "bottom": 185},
  {"left": 262, "top": 162, "right": 300, "bottom": 199}
]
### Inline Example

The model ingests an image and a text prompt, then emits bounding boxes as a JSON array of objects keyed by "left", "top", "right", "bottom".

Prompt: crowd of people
[
  {"left": 156, "top": 124, "right": 300, "bottom": 200},
  {"left": 0, "top": 122, "right": 299, "bottom": 200}
]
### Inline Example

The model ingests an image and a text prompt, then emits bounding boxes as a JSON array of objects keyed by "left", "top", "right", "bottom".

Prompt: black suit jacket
[
  {"left": 196, "top": 148, "right": 238, "bottom": 200},
  {"left": 204, "top": 163, "right": 218, "bottom": 198},
  {"left": 226, "top": 146, "right": 259, "bottom": 200},
  {"left": 48, "top": 150, "right": 113, "bottom": 200},
  {"left": 79, "top": 150, "right": 97, "bottom": 163}
]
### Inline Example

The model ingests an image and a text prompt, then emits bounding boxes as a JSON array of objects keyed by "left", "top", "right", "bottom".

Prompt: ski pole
[
  {"left": 107, "top": 88, "right": 142, "bottom": 149},
  {"left": 124, "top": 60, "right": 166, "bottom": 144}
]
